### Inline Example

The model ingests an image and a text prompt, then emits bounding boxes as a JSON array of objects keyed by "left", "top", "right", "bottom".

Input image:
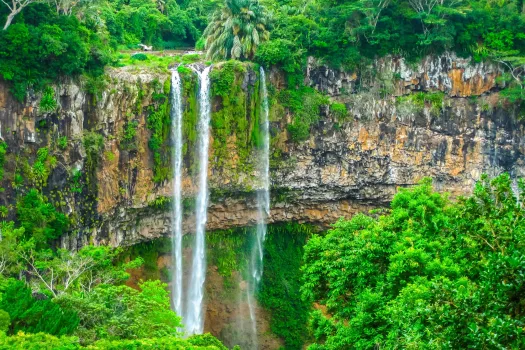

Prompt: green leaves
[
  {"left": 0, "top": 279, "right": 79, "bottom": 336},
  {"left": 39, "top": 87, "right": 58, "bottom": 113},
  {"left": 302, "top": 174, "right": 525, "bottom": 349},
  {"left": 16, "top": 189, "right": 69, "bottom": 245},
  {"left": 203, "top": 0, "right": 271, "bottom": 61},
  {"left": 58, "top": 280, "right": 182, "bottom": 344}
]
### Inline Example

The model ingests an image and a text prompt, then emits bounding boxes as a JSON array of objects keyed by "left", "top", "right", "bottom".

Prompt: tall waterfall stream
[
  {"left": 170, "top": 66, "right": 270, "bottom": 345},
  {"left": 185, "top": 65, "right": 212, "bottom": 335},
  {"left": 170, "top": 68, "right": 184, "bottom": 320}
]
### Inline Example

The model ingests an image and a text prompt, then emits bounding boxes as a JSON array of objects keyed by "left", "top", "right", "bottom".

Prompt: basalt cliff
[{"left": 0, "top": 53, "right": 522, "bottom": 249}]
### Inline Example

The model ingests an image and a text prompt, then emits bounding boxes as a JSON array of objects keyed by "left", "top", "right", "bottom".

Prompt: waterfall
[
  {"left": 185, "top": 65, "right": 212, "bottom": 335},
  {"left": 170, "top": 69, "right": 184, "bottom": 320},
  {"left": 246, "top": 66, "right": 271, "bottom": 346}
]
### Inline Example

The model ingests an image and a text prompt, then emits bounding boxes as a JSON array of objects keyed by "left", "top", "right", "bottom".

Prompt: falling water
[
  {"left": 185, "top": 65, "right": 212, "bottom": 335},
  {"left": 246, "top": 66, "right": 271, "bottom": 347},
  {"left": 170, "top": 69, "right": 184, "bottom": 319}
]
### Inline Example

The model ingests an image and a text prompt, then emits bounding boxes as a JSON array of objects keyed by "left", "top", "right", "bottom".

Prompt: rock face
[
  {"left": 0, "top": 54, "right": 523, "bottom": 249},
  {"left": 306, "top": 53, "right": 501, "bottom": 97},
  {"left": 1, "top": 53, "right": 524, "bottom": 349}
]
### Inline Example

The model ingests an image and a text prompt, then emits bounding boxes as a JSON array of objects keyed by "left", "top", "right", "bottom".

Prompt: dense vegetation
[
  {"left": 0, "top": 185, "right": 226, "bottom": 347},
  {"left": 302, "top": 174, "right": 525, "bottom": 349},
  {"left": 3, "top": 0, "right": 525, "bottom": 100},
  {"left": 2, "top": 0, "right": 525, "bottom": 348},
  {"left": 258, "top": 223, "right": 312, "bottom": 349}
]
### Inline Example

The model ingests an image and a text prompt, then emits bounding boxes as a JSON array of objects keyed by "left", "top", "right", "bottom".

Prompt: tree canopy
[
  {"left": 302, "top": 174, "right": 525, "bottom": 349},
  {"left": 203, "top": 0, "right": 271, "bottom": 60}
]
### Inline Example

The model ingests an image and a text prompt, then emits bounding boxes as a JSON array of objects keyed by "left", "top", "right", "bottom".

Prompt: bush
[
  {"left": 330, "top": 102, "right": 347, "bottom": 120},
  {"left": 255, "top": 39, "right": 301, "bottom": 72},
  {"left": 302, "top": 174, "right": 525, "bottom": 349},
  {"left": 131, "top": 53, "right": 148, "bottom": 61},
  {"left": 0, "top": 4, "right": 109, "bottom": 101},
  {"left": 287, "top": 121, "right": 310, "bottom": 142},
  {"left": 0, "top": 279, "right": 78, "bottom": 336},
  {"left": 16, "top": 189, "right": 68, "bottom": 244},
  {"left": 57, "top": 136, "right": 68, "bottom": 150},
  {"left": 39, "top": 87, "right": 57, "bottom": 113},
  {"left": 0, "top": 310, "right": 10, "bottom": 333}
]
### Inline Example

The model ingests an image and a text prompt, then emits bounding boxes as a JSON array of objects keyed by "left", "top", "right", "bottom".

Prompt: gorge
[{"left": 0, "top": 52, "right": 524, "bottom": 348}]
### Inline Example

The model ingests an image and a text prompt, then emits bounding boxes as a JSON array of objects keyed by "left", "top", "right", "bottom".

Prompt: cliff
[{"left": 0, "top": 53, "right": 523, "bottom": 248}]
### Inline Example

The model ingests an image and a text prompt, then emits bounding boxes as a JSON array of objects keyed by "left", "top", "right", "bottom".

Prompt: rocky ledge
[{"left": 0, "top": 54, "right": 523, "bottom": 248}]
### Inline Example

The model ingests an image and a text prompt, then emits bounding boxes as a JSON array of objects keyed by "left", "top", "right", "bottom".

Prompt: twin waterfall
[{"left": 169, "top": 65, "right": 270, "bottom": 345}]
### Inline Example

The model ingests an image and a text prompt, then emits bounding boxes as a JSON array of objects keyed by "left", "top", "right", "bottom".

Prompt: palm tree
[{"left": 203, "top": 0, "right": 271, "bottom": 61}]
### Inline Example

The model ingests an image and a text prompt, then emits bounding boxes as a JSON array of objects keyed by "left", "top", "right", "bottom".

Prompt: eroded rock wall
[{"left": 0, "top": 54, "right": 523, "bottom": 249}]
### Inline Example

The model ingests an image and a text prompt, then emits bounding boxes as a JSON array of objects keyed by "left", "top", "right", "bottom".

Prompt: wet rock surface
[{"left": 0, "top": 56, "right": 523, "bottom": 249}]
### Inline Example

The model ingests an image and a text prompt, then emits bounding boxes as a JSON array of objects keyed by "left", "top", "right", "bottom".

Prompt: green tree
[
  {"left": 302, "top": 174, "right": 525, "bottom": 349},
  {"left": 57, "top": 280, "right": 182, "bottom": 344},
  {"left": 0, "top": 279, "right": 79, "bottom": 336},
  {"left": 19, "top": 245, "right": 143, "bottom": 298},
  {"left": 203, "top": 0, "right": 271, "bottom": 60},
  {"left": 16, "top": 189, "right": 68, "bottom": 245}
]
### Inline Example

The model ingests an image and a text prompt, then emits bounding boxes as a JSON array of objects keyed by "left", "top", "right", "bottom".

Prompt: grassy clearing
[{"left": 112, "top": 52, "right": 203, "bottom": 72}]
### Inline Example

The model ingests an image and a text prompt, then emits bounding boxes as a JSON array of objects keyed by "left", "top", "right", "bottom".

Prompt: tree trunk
[{"left": 3, "top": 12, "right": 17, "bottom": 30}]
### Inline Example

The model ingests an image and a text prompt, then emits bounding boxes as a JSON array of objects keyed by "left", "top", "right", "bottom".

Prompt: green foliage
[
  {"left": 122, "top": 239, "right": 171, "bottom": 281},
  {"left": 181, "top": 74, "right": 198, "bottom": 169},
  {"left": 330, "top": 102, "right": 348, "bottom": 121},
  {"left": 83, "top": 75, "right": 108, "bottom": 100},
  {"left": 27, "top": 147, "right": 57, "bottom": 189},
  {"left": 209, "top": 61, "right": 257, "bottom": 168},
  {"left": 57, "top": 136, "right": 68, "bottom": 151},
  {"left": 0, "top": 279, "right": 79, "bottom": 336},
  {"left": 114, "top": 53, "right": 180, "bottom": 70},
  {"left": 39, "top": 87, "right": 57, "bottom": 113},
  {"left": 146, "top": 80, "right": 172, "bottom": 183},
  {"left": 255, "top": 39, "right": 304, "bottom": 73},
  {"left": 0, "top": 332, "right": 227, "bottom": 349},
  {"left": 210, "top": 61, "right": 237, "bottom": 97},
  {"left": 82, "top": 131, "right": 104, "bottom": 188},
  {"left": 147, "top": 196, "right": 172, "bottom": 210},
  {"left": 302, "top": 174, "right": 525, "bottom": 349},
  {"left": 101, "top": 0, "right": 202, "bottom": 50},
  {"left": 121, "top": 119, "right": 139, "bottom": 150},
  {"left": 287, "top": 120, "right": 310, "bottom": 142},
  {"left": 257, "top": 223, "right": 314, "bottom": 349},
  {"left": 207, "top": 228, "right": 250, "bottom": 288},
  {"left": 16, "top": 189, "right": 68, "bottom": 245},
  {"left": 181, "top": 54, "right": 201, "bottom": 64},
  {"left": 0, "top": 141, "right": 7, "bottom": 184},
  {"left": 58, "top": 280, "right": 181, "bottom": 344},
  {"left": 397, "top": 91, "right": 445, "bottom": 116},
  {"left": 279, "top": 87, "right": 329, "bottom": 142},
  {"left": 0, "top": 310, "right": 10, "bottom": 333},
  {"left": 203, "top": 0, "right": 271, "bottom": 60},
  {"left": 0, "top": 4, "right": 110, "bottom": 101},
  {"left": 256, "top": 0, "right": 525, "bottom": 75},
  {"left": 131, "top": 53, "right": 148, "bottom": 61},
  {"left": 177, "top": 65, "right": 192, "bottom": 75},
  {"left": 69, "top": 169, "right": 83, "bottom": 194}
]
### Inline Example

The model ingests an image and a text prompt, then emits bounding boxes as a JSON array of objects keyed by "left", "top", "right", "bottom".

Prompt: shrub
[
  {"left": 39, "top": 87, "right": 57, "bottom": 113},
  {"left": 287, "top": 121, "right": 310, "bottom": 142},
  {"left": 302, "top": 174, "right": 525, "bottom": 349},
  {"left": 330, "top": 102, "right": 347, "bottom": 120},
  {"left": 16, "top": 189, "right": 68, "bottom": 244},
  {"left": 255, "top": 39, "right": 301, "bottom": 73},
  {"left": 0, "top": 279, "right": 78, "bottom": 336},
  {"left": 131, "top": 53, "right": 148, "bottom": 61},
  {"left": 57, "top": 136, "right": 68, "bottom": 150}
]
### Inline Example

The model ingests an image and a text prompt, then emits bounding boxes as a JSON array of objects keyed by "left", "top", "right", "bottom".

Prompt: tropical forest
[{"left": 0, "top": 0, "right": 524, "bottom": 348}]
